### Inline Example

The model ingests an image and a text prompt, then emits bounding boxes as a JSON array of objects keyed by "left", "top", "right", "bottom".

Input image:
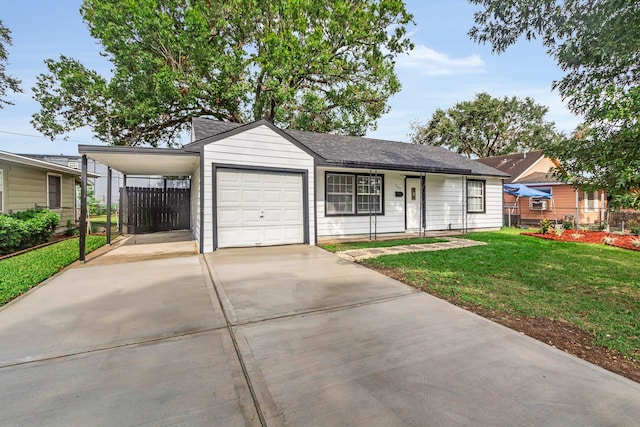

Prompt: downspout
[
  {"left": 79, "top": 155, "right": 87, "bottom": 263},
  {"left": 374, "top": 169, "right": 378, "bottom": 240},
  {"left": 369, "top": 169, "right": 372, "bottom": 240}
]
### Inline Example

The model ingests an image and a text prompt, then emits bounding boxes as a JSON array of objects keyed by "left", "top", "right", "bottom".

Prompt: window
[
  {"left": 467, "top": 180, "right": 485, "bottom": 213},
  {"left": 47, "top": 174, "right": 61, "bottom": 209},
  {"left": 0, "top": 169, "right": 3, "bottom": 212},
  {"left": 326, "top": 173, "right": 384, "bottom": 215},
  {"left": 585, "top": 190, "right": 598, "bottom": 212}
]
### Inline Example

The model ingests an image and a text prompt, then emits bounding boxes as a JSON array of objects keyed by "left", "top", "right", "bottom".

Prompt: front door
[{"left": 406, "top": 178, "right": 422, "bottom": 230}]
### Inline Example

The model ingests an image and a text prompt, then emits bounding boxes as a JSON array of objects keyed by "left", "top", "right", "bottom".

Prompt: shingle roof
[
  {"left": 475, "top": 151, "right": 544, "bottom": 183},
  {"left": 516, "top": 171, "right": 561, "bottom": 184},
  {"left": 189, "top": 117, "right": 509, "bottom": 177}
]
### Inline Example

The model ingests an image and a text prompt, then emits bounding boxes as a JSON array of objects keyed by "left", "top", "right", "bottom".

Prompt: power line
[{"left": 0, "top": 130, "right": 92, "bottom": 144}]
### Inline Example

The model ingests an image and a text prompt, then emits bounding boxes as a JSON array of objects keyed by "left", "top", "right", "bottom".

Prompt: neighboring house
[
  {"left": 477, "top": 151, "right": 607, "bottom": 226},
  {"left": 79, "top": 118, "right": 508, "bottom": 252},
  {"left": 24, "top": 154, "right": 189, "bottom": 208},
  {"left": 0, "top": 150, "right": 98, "bottom": 225}
]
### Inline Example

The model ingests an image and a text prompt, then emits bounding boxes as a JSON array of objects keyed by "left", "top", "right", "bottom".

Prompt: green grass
[
  {"left": 363, "top": 228, "right": 640, "bottom": 360},
  {"left": 0, "top": 236, "right": 107, "bottom": 306},
  {"left": 320, "top": 237, "right": 448, "bottom": 253}
]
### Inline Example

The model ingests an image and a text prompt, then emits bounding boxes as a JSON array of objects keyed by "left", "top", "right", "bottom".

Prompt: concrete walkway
[
  {"left": 336, "top": 237, "right": 486, "bottom": 261},
  {"left": 1, "top": 241, "right": 640, "bottom": 426}
]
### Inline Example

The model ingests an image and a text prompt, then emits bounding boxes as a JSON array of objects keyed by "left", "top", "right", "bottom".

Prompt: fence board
[{"left": 124, "top": 187, "right": 190, "bottom": 234}]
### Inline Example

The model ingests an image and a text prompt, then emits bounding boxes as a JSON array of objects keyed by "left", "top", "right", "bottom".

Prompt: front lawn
[
  {"left": 0, "top": 235, "right": 106, "bottom": 306},
  {"left": 362, "top": 228, "right": 640, "bottom": 362},
  {"left": 321, "top": 237, "right": 448, "bottom": 253}
]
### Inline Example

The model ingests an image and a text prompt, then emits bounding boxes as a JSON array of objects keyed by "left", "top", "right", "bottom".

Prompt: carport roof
[{"left": 78, "top": 145, "right": 199, "bottom": 176}]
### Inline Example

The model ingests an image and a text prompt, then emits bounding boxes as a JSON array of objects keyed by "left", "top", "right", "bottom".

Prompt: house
[
  {"left": 25, "top": 154, "right": 189, "bottom": 209},
  {"left": 0, "top": 150, "right": 98, "bottom": 224},
  {"left": 79, "top": 118, "right": 508, "bottom": 252},
  {"left": 476, "top": 151, "right": 606, "bottom": 226}
]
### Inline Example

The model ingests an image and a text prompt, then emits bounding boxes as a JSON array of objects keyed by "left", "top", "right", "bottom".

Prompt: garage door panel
[{"left": 216, "top": 169, "right": 305, "bottom": 248}]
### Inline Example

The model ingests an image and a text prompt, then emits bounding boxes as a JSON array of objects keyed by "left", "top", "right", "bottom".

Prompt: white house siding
[
  {"left": 0, "top": 161, "right": 76, "bottom": 224},
  {"left": 201, "top": 125, "right": 315, "bottom": 252},
  {"left": 424, "top": 174, "right": 503, "bottom": 231},
  {"left": 467, "top": 177, "right": 503, "bottom": 229},
  {"left": 190, "top": 160, "right": 201, "bottom": 250},
  {"left": 316, "top": 167, "right": 406, "bottom": 237},
  {"left": 424, "top": 174, "right": 465, "bottom": 231}
]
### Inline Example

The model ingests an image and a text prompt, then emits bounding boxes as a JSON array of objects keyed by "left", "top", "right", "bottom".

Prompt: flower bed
[{"left": 522, "top": 230, "right": 640, "bottom": 252}]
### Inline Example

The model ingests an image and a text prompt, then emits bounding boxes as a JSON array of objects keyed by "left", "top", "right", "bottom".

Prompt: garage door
[{"left": 216, "top": 169, "right": 305, "bottom": 248}]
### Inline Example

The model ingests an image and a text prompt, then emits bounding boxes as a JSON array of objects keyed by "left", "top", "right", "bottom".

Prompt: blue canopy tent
[
  {"left": 503, "top": 183, "right": 555, "bottom": 227},
  {"left": 504, "top": 184, "right": 553, "bottom": 199}
]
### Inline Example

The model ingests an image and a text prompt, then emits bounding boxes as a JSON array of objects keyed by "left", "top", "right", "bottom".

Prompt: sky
[{"left": 0, "top": 0, "right": 582, "bottom": 156}]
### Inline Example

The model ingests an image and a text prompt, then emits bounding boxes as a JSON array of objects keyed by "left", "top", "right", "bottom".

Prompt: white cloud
[{"left": 397, "top": 44, "right": 485, "bottom": 76}]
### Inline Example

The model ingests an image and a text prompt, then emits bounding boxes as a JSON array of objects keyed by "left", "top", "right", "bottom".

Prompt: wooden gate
[{"left": 122, "top": 187, "right": 190, "bottom": 234}]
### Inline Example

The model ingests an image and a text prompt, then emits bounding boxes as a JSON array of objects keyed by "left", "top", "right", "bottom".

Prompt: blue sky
[{"left": 0, "top": 0, "right": 581, "bottom": 155}]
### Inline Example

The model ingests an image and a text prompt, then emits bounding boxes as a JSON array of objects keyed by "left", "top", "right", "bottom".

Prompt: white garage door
[{"left": 217, "top": 169, "right": 305, "bottom": 248}]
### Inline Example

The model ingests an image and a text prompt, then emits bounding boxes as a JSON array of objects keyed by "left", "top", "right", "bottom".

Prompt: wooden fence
[{"left": 121, "top": 187, "right": 190, "bottom": 234}]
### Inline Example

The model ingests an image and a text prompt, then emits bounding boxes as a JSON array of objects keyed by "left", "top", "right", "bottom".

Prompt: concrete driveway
[{"left": 2, "top": 241, "right": 640, "bottom": 426}]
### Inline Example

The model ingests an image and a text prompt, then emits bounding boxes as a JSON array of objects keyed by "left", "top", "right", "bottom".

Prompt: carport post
[
  {"left": 106, "top": 167, "right": 112, "bottom": 245},
  {"left": 79, "top": 155, "right": 88, "bottom": 263},
  {"left": 119, "top": 174, "right": 126, "bottom": 234}
]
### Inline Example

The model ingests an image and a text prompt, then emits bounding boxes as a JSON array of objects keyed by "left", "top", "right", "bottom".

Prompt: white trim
[
  {"left": 0, "top": 150, "right": 94, "bottom": 177},
  {"left": 47, "top": 173, "right": 62, "bottom": 210}
]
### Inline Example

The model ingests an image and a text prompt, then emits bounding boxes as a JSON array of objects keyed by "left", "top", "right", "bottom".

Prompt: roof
[
  {"left": 516, "top": 171, "right": 562, "bottom": 184},
  {"left": 189, "top": 118, "right": 509, "bottom": 177},
  {"left": 475, "top": 151, "right": 545, "bottom": 183},
  {"left": 78, "top": 145, "right": 199, "bottom": 176},
  {"left": 0, "top": 150, "right": 99, "bottom": 178}
]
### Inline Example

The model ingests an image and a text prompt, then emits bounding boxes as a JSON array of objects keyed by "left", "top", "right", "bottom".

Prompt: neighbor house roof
[
  {"left": 0, "top": 150, "right": 99, "bottom": 178},
  {"left": 475, "top": 151, "right": 545, "bottom": 183},
  {"left": 516, "top": 171, "right": 562, "bottom": 185},
  {"left": 189, "top": 118, "right": 509, "bottom": 177}
]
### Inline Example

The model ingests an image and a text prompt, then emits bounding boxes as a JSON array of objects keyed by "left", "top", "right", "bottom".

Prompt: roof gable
[
  {"left": 476, "top": 151, "right": 545, "bottom": 183},
  {"left": 189, "top": 118, "right": 509, "bottom": 177}
]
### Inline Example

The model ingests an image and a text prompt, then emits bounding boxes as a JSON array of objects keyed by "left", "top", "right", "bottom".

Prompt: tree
[
  {"left": 32, "top": 0, "right": 414, "bottom": 147},
  {"left": 410, "top": 92, "right": 559, "bottom": 158},
  {"left": 0, "top": 19, "right": 22, "bottom": 108},
  {"left": 468, "top": 0, "right": 640, "bottom": 207}
]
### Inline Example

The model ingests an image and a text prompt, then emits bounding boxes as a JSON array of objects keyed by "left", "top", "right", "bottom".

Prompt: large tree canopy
[
  {"left": 0, "top": 19, "right": 22, "bottom": 108},
  {"left": 31, "top": 0, "right": 414, "bottom": 146},
  {"left": 410, "top": 92, "right": 559, "bottom": 158},
  {"left": 469, "top": 0, "right": 640, "bottom": 207}
]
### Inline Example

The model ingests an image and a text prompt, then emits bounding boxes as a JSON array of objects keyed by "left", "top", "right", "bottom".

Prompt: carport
[{"left": 77, "top": 145, "right": 199, "bottom": 261}]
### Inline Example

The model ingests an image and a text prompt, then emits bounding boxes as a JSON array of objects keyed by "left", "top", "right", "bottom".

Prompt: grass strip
[
  {"left": 321, "top": 237, "right": 448, "bottom": 253},
  {"left": 0, "top": 235, "right": 106, "bottom": 306},
  {"left": 363, "top": 228, "right": 640, "bottom": 360}
]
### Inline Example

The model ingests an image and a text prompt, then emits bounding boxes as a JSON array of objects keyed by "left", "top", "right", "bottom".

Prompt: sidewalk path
[{"left": 336, "top": 237, "right": 486, "bottom": 261}]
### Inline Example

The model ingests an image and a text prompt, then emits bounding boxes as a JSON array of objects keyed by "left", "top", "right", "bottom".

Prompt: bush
[
  {"left": 0, "top": 209, "right": 59, "bottom": 256},
  {"left": 627, "top": 219, "right": 640, "bottom": 235},
  {"left": 540, "top": 219, "right": 553, "bottom": 234}
]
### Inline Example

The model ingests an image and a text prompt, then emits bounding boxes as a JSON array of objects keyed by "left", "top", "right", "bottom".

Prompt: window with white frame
[
  {"left": 467, "top": 179, "right": 485, "bottom": 213},
  {"left": 0, "top": 169, "right": 4, "bottom": 212},
  {"left": 326, "top": 173, "right": 384, "bottom": 215},
  {"left": 585, "top": 190, "right": 598, "bottom": 212},
  {"left": 47, "top": 174, "right": 61, "bottom": 209}
]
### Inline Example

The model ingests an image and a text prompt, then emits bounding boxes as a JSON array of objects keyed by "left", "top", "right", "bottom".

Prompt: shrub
[
  {"left": 563, "top": 219, "right": 574, "bottom": 230},
  {"left": 632, "top": 237, "right": 640, "bottom": 248},
  {"left": 602, "top": 236, "right": 617, "bottom": 245},
  {"left": 627, "top": 219, "right": 640, "bottom": 236},
  {"left": 555, "top": 228, "right": 564, "bottom": 237},
  {"left": 540, "top": 219, "right": 553, "bottom": 234},
  {"left": 0, "top": 209, "right": 59, "bottom": 256}
]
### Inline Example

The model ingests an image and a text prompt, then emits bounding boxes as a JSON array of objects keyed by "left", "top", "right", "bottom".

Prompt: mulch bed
[{"left": 522, "top": 230, "right": 640, "bottom": 252}]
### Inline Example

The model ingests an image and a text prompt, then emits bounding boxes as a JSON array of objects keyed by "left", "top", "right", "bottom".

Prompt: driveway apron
[
  {"left": 206, "top": 245, "right": 640, "bottom": 426},
  {"left": 0, "top": 238, "right": 260, "bottom": 426},
  {"left": 2, "top": 241, "right": 640, "bottom": 426}
]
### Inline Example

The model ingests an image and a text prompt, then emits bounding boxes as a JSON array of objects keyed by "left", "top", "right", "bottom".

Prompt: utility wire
[{"left": 0, "top": 130, "right": 92, "bottom": 144}]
